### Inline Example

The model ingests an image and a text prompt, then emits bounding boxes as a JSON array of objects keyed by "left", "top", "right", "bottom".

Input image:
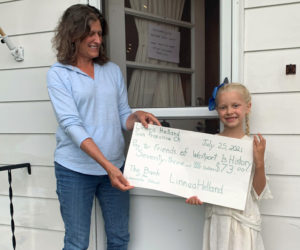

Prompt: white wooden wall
[
  {"left": 3, "top": 0, "right": 300, "bottom": 249},
  {"left": 243, "top": 1, "right": 300, "bottom": 249},
  {"left": 0, "top": 0, "right": 98, "bottom": 249},
  {"left": 0, "top": 1, "right": 204, "bottom": 250}
]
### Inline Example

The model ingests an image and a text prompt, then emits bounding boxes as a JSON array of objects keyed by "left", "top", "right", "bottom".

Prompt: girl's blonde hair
[{"left": 215, "top": 83, "right": 251, "bottom": 135}]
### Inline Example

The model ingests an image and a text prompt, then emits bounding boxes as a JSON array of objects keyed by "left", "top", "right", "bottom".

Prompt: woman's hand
[
  {"left": 126, "top": 111, "right": 161, "bottom": 130},
  {"left": 80, "top": 138, "right": 134, "bottom": 191},
  {"left": 106, "top": 164, "right": 134, "bottom": 191},
  {"left": 135, "top": 111, "right": 161, "bottom": 128},
  {"left": 185, "top": 196, "right": 203, "bottom": 205}
]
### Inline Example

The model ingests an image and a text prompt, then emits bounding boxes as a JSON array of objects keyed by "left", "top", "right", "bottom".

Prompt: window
[
  {"left": 125, "top": 0, "right": 192, "bottom": 108},
  {"left": 106, "top": 0, "right": 223, "bottom": 134}
]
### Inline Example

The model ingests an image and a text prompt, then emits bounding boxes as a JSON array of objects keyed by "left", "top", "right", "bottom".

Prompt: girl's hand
[
  {"left": 186, "top": 196, "right": 203, "bottom": 205},
  {"left": 253, "top": 134, "right": 267, "bottom": 195},
  {"left": 253, "top": 134, "right": 266, "bottom": 169}
]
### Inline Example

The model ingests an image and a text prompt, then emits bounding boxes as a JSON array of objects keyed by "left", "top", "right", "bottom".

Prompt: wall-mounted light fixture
[{"left": 0, "top": 26, "right": 24, "bottom": 62}]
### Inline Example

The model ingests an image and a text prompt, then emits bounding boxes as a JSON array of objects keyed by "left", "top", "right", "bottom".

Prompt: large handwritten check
[{"left": 124, "top": 123, "right": 253, "bottom": 210}]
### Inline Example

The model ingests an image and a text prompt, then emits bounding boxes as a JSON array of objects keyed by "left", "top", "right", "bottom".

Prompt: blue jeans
[{"left": 55, "top": 162, "right": 130, "bottom": 250}]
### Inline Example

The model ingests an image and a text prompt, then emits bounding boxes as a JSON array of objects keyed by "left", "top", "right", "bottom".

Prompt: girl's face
[
  {"left": 77, "top": 20, "right": 102, "bottom": 62},
  {"left": 216, "top": 90, "right": 251, "bottom": 132}
]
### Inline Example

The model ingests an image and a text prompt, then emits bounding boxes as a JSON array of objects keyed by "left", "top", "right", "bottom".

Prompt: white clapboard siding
[
  {"left": 0, "top": 32, "right": 56, "bottom": 69},
  {"left": 0, "top": 165, "right": 56, "bottom": 198},
  {"left": 244, "top": 3, "right": 300, "bottom": 51},
  {"left": 0, "top": 134, "right": 55, "bottom": 166},
  {"left": 0, "top": 1, "right": 95, "bottom": 249},
  {"left": 261, "top": 216, "right": 300, "bottom": 250},
  {"left": 250, "top": 93, "right": 300, "bottom": 134},
  {"left": 242, "top": 1, "right": 300, "bottom": 250},
  {"left": 0, "top": 195, "right": 63, "bottom": 230},
  {"left": 260, "top": 175, "right": 300, "bottom": 217},
  {"left": 0, "top": 0, "right": 18, "bottom": 2},
  {"left": 244, "top": 49, "right": 300, "bottom": 93},
  {"left": 264, "top": 135, "right": 300, "bottom": 175},
  {"left": 128, "top": 195, "right": 204, "bottom": 250},
  {"left": 245, "top": 0, "right": 299, "bottom": 8},
  {"left": 0, "top": 217, "right": 96, "bottom": 250},
  {"left": 0, "top": 225, "right": 64, "bottom": 250},
  {"left": 0, "top": 0, "right": 79, "bottom": 35},
  {"left": 95, "top": 203, "right": 106, "bottom": 250},
  {"left": 0, "top": 101, "right": 57, "bottom": 133},
  {"left": 0, "top": 67, "right": 50, "bottom": 102}
]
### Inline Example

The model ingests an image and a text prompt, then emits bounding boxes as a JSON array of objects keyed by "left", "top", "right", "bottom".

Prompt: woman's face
[{"left": 77, "top": 20, "right": 102, "bottom": 62}]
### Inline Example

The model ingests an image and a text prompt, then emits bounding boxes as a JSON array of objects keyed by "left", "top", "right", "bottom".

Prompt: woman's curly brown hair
[{"left": 52, "top": 4, "right": 109, "bottom": 65}]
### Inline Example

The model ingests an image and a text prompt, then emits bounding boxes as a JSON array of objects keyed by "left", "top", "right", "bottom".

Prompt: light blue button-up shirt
[{"left": 47, "top": 62, "right": 132, "bottom": 175}]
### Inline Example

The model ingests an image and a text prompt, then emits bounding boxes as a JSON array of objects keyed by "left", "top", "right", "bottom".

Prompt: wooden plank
[
  {"left": 0, "top": 67, "right": 50, "bottom": 102},
  {"left": 127, "top": 195, "right": 204, "bottom": 250},
  {"left": 0, "top": 101, "right": 57, "bottom": 133},
  {"left": 0, "top": 0, "right": 79, "bottom": 35},
  {"left": 264, "top": 135, "right": 300, "bottom": 175},
  {"left": 250, "top": 93, "right": 300, "bottom": 134},
  {"left": 95, "top": 202, "right": 106, "bottom": 250},
  {"left": 244, "top": 49, "right": 300, "bottom": 93},
  {"left": 0, "top": 206, "right": 96, "bottom": 250},
  {"left": 0, "top": 165, "right": 57, "bottom": 199},
  {"left": 245, "top": 0, "right": 300, "bottom": 8},
  {"left": 0, "top": 225, "right": 64, "bottom": 250},
  {"left": 245, "top": 4, "right": 300, "bottom": 51},
  {"left": 260, "top": 175, "right": 300, "bottom": 217},
  {"left": 0, "top": 196, "right": 64, "bottom": 230},
  {"left": 0, "top": 0, "right": 21, "bottom": 3},
  {"left": 0, "top": 134, "right": 56, "bottom": 166},
  {"left": 261, "top": 216, "right": 300, "bottom": 250},
  {"left": 0, "top": 32, "right": 56, "bottom": 69}
]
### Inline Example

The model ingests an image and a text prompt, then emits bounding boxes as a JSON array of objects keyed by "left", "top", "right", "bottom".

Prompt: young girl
[{"left": 186, "top": 83, "right": 272, "bottom": 250}]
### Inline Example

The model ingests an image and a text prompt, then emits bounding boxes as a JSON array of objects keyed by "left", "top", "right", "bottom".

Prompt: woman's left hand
[
  {"left": 126, "top": 111, "right": 161, "bottom": 130},
  {"left": 134, "top": 111, "right": 161, "bottom": 128}
]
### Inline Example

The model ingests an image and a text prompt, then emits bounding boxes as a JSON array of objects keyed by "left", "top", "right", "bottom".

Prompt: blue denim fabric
[{"left": 55, "top": 162, "right": 130, "bottom": 250}]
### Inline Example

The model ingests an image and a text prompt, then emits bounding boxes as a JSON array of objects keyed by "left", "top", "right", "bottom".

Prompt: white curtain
[{"left": 128, "top": 0, "right": 186, "bottom": 108}]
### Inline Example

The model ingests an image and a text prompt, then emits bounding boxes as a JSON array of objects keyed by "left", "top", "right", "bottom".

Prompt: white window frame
[
  {"left": 104, "top": 0, "right": 235, "bottom": 120},
  {"left": 83, "top": 0, "right": 102, "bottom": 10}
]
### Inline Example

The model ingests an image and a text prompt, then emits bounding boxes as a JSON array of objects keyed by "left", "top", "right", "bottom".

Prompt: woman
[{"left": 47, "top": 4, "right": 160, "bottom": 250}]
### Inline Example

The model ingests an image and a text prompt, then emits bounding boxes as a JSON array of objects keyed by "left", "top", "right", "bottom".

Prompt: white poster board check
[{"left": 124, "top": 123, "right": 254, "bottom": 210}]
